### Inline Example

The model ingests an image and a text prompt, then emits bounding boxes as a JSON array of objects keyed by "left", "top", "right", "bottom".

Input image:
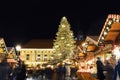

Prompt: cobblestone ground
[{"left": 26, "top": 73, "right": 78, "bottom": 80}]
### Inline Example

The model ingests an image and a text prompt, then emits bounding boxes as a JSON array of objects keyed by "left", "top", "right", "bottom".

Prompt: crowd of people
[
  {"left": 26, "top": 62, "right": 78, "bottom": 80},
  {"left": 0, "top": 57, "right": 26, "bottom": 80},
  {"left": 96, "top": 56, "right": 120, "bottom": 80},
  {"left": 0, "top": 57, "right": 78, "bottom": 80},
  {"left": 1, "top": 55, "right": 120, "bottom": 80}
]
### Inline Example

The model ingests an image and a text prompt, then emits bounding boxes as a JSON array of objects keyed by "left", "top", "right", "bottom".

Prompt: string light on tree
[{"left": 52, "top": 16, "right": 76, "bottom": 63}]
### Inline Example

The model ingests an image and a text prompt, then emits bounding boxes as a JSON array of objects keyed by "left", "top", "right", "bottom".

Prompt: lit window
[
  {"left": 44, "top": 57, "right": 47, "bottom": 61},
  {"left": 44, "top": 55, "right": 47, "bottom": 61},
  {"left": 26, "top": 54, "right": 30, "bottom": 60},
  {"left": 37, "top": 55, "right": 40, "bottom": 61}
]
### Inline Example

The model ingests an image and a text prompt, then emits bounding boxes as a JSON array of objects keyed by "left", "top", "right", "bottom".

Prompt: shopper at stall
[
  {"left": 96, "top": 57, "right": 105, "bottom": 80},
  {"left": 104, "top": 60, "right": 114, "bottom": 80},
  {"left": 112, "top": 59, "right": 120, "bottom": 80}
]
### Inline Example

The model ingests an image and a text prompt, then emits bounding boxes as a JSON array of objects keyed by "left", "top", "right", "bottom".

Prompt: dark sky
[{"left": 0, "top": 0, "right": 120, "bottom": 46}]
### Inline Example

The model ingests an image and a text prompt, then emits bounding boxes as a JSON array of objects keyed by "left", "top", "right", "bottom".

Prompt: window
[
  {"left": 37, "top": 55, "right": 40, "bottom": 61},
  {"left": 44, "top": 57, "right": 47, "bottom": 61},
  {"left": 26, "top": 54, "right": 30, "bottom": 60},
  {"left": 44, "top": 54, "right": 47, "bottom": 57},
  {"left": 44, "top": 55, "right": 47, "bottom": 61}
]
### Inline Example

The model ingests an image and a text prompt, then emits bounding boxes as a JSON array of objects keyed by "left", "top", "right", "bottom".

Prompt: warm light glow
[
  {"left": 82, "top": 42, "right": 86, "bottom": 47},
  {"left": 99, "top": 41, "right": 102, "bottom": 44},
  {"left": 61, "top": 37, "right": 65, "bottom": 39},
  {"left": 70, "top": 33, "right": 73, "bottom": 36},
  {"left": 113, "top": 46, "right": 120, "bottom": 60},
  {"left": 101, "top": 36, "right": 104, "bottom": 40},
  {"left": 106, "top": 26, "right": 109, "bottom": 30},
  {"left": 55, "top": 45, "right": 59, "bottom": 48},
  {"left": 103, "top": 31, "right": 107, "bottom": 35},
  {"left": 116, "top": 19, "right": 119, "bottom": 22},
  {"left": 62, "top": 24, "right": 65, "bottom": 27},
  {"left": 50, "top": 57, "right": 54, "bottom": 60},
  {"left": 83, "top": 50, "right": 86, "bottom": 53},
  {"left": 67, "top": 44, "right": 70, "bottom": 46},
  {"left": 113, "top": 18, "right": 116, "bottom": 21},
  {"left": 108, "top": 20, "right": 112, "bottom": 25},
  {"left": 16, "top": 45, "right": 21, "bottom": 51},
  {"left": 58, "top": 53, "right": 62, "bottom": 56},
  {"left": 63, "top": 16, "right": 66, "bottom": 19}
]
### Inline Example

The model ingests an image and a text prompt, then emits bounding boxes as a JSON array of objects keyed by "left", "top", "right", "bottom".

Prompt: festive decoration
[
  {"left": 52, "top": 16, "right": 76, "bottom": 63},
  {"left": 98, "top": 14, "right": 120, "bottom": 46},
  {"left": 0, "top": 38, "right": 8, "bottom": 55}
]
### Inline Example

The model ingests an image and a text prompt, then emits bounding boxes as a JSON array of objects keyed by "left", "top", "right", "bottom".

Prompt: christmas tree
[{"left": 52, "top": 16, "right": 76, "bottom": 63}]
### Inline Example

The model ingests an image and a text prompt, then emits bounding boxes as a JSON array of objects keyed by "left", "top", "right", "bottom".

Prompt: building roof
[
  {"left": 86, "top": 36, "right": 99, "bottom": 45},
  {"left": 0, "top": 38, "right": 8, "bottom": 54},
  {"left": 22, "top": 39, "right": 54, "bottom": 48},
  {"left": 82, "top": 14, "right": 120, "bottom": 53},
  {"left": 84, "top": 36, "right": 99, "bottom": 52},
  {"left": 98, "top": 14, "right": 120, "bottom": 45}
]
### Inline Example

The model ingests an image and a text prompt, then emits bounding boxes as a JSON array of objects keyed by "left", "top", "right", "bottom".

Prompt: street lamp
[
  {"left": 15, "top": 45, "right": 21, "bottom": 67},
  {"left": 15, "top": 45, "right": 21, "bottom": 56}
]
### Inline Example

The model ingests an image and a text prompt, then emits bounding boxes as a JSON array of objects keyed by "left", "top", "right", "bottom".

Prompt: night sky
[{"left": 0, "top": 0, "right": 120, "bottom": 46}]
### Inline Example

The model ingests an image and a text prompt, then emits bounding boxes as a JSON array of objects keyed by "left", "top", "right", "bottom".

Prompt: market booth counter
[
  {"left": 76, "top": 71, "right": 97, "bottom": 80},
  {"left": 76, "top": 64, "right": 97, "bottom": 80},
  {"left": 76, "top": 57, "right": 97, "bottom": 80}
]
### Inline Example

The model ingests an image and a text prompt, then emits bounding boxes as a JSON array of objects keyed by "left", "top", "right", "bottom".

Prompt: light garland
[{"left": 98, "top": 16, "right": 120, "bottom": 46}]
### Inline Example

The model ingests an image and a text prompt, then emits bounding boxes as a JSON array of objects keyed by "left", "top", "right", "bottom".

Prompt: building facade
[
  {"left": 20, "top": 48, "right": 53, "bottom": 67},
  {"left": 20, "top": 39, "right": 54, "bottom": 67}
]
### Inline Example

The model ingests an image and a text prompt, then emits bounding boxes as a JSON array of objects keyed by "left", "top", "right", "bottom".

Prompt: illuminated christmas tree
[{"left": 52, "top": 16, "right": 76, "bottom": 63}]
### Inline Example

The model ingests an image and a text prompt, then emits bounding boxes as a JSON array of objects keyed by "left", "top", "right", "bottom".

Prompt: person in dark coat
[
  {"left": 96, "top": 57, "right": 105, "bottom": 80},
  {"left": 20, "top": 61, "right": 27, "bottom": 80},
  {"left": 57, "top": 63, "right": 66, "bottom": 80},
  {"left": 112, "top": 59, "right": 120, "bottom": 80},
  {"left": 44, "top": 66, "right": 54, "bottom": 80},
  {"left": 0, "top": 58, "right": 11, "bottom": 80},
  {"left": 104, "top": 60, "right": 114, "bottom": 80},
  {"left": 17, "top": 61, "right": 26, "bottom": 80}
]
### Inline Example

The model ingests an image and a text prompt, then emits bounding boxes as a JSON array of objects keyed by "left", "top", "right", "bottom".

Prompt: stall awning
[{"left": 98, "top": 14, "right": 120, "bottom": 45}]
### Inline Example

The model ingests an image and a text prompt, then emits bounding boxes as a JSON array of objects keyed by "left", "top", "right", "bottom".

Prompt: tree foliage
[{"left": 52, "top": 16, "right": 76, "bottom": 63}]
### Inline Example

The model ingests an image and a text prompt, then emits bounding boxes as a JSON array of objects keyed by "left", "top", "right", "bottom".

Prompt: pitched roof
[
  {"left": 22, "top": 39, "right": 53, "bottom": 48},
  {"left": 98, "top": 14, "right": 120, "bottom": 45},
  {"left": 86, "top": 36, "right": 99, "bottom": 45}
]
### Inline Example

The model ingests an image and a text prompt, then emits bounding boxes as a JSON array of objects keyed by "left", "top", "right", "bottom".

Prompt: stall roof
[
  {"left": 85, "top": 36, "right": 99, "bottom": 52},
  {"left": 98, "top": 14, "right": 120, "bottom": 45},
  {"left": 83, "top": 14, "right": 120, "bottom": 53}
]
